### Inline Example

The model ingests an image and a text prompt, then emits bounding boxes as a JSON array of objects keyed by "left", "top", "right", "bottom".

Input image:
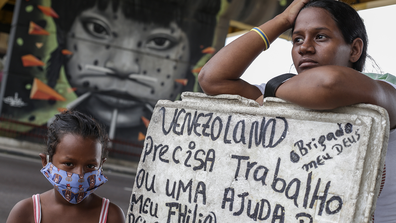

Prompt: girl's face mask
[{"left": 41, "top": 162, "right": 108, "bottom": 204}]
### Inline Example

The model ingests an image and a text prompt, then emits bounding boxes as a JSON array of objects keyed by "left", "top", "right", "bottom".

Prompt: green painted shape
[
  {"left": 16, "top": 38, "right": 23, "bottom": 46},
  {"left": 364, "top": 73, "right": 396, "bottom": 85},
  {"left": 25, "top": 5, "right": 34, "bottom": 12}
]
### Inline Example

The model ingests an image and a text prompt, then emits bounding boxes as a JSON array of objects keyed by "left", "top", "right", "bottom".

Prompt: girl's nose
[
  {"left": 73, "top": 166, "right": 84, "bottom": 176},
  {"left": 105, "top": 49, "right": 140, "bottom": 77}
]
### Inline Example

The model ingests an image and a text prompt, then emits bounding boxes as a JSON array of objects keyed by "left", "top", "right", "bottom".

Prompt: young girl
[
  {"left": 198, "top": 0, "right": 396, "bottom": 221},
  {"left": 6, "top": 110, "right": 125, "bottom": 223}
]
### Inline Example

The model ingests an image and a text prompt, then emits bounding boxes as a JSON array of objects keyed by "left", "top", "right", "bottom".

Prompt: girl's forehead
[{"left": 55, "top": 134, "right": 102, "bottom": 158}]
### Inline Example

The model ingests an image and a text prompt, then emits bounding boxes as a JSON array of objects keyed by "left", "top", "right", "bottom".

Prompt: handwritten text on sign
[{"left": 127, "top": 95, "right": 381, "bottom": 223}]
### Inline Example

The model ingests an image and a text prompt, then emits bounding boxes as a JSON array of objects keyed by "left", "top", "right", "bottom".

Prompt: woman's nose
[
  {"left": 299, "top": 40, "right": 315, "bottom": 55},
  {"left": 105, "top": 48, "right": 140, "bottom": 77}
]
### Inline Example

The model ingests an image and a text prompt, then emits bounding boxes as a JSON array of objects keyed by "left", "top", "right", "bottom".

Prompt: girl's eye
[
  {"left": 64, "top": 163, "right": 74, "bottom": 167},
  {"left": 316, "top": 34, "right": 326, "bottom": 40},
  {"left": 82, "top": 18, "right": 111, "bottom": 39},
  {"left": 146, "top": 36, "right": 175, "bottom": 50},
  {"left": 87, "top": 164, "right": 96, "bottom": 169}
]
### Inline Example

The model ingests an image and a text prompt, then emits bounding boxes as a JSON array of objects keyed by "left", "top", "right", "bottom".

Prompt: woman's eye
[
  {"left": 82, "top": 19, "right": 111, "bottom": 39},
  {"left": 64, "top": 163, "right": 73, "bottom": 167},
  {"left": 146, "top": 37, "right": 175, "bottom": 50},
  {"left": 293, "top": 37, "right": 303, "bottom": 44},
  {"left": 316, "top": 34, "right": 326, "bottom": 40}
]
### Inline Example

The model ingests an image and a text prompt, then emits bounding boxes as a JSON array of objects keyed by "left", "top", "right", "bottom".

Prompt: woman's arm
[
  {"left": 198, "top": 0, "right": 396, "bottom": 129},
  {"left": 198, "top": 0, "right": 310, "bottom": 101},
  {"left": 276, "top": 65, "right": 396, "bottom": 129}
]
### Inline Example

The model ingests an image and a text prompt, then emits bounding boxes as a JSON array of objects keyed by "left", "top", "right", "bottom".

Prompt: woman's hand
[
  {"left": 277, "top": 0, "right": 310, "bottom": 29},
  {"left": 198, "top": 0, "right": 310, "bottom": 101}
]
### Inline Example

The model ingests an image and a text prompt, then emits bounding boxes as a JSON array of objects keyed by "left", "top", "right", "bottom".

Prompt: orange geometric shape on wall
[
  {"left": 67, "top": 87, "right": 77, "bottom": 93},
  {"left": 175, "top": 79, "right": 188, "bottom": 86},
  {"left": 61, "top": 49, "right": 73, "bottom": 55},
  {"left": 138, "top": 132, "right": 146, "bottom": 141},
  {"left": 36, "top": 42, "right": 43, "bottom": 48},
  {"left": 201, "top": 47, "right": 215, "bottom": 54},
  {"left": 30, "top": 78, "right": 66, "bottom": 101},
  {"left": 37, "top": 5, "right": 59, "bottom": 18},
  {"left": 29, "top": 21, "right": 49, "bottom": 35},
  {"left": 57, "top": 107, "right": 67, "bottom": 112},
  {"left": 141, "top": 116, "right": 150, "bottom": 128},
  {"left": 21, "top": 54, "right": 45, "bottom": 67},
  {"left": 191, "top": 67, "right": 202, "bottom": 73}
]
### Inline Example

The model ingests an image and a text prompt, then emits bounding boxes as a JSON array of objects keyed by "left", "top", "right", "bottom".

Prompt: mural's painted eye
[
  {"left": 146, "top": 36, "right": 176, "bottom": 50},
  {"left": 81, "top": 18, "right": 111, "bottom": 39}
]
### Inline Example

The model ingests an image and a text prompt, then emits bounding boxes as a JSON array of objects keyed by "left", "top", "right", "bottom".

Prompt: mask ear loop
[
  {"left": 46, "top": 155, "right": 49, "bottom": 164},
  {"left": 99, "top": 162, "right": 104, "bottom": 173}
]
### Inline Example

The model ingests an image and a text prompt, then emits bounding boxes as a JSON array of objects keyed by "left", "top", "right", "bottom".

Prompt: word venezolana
[{"left": 159, "top": 107, "right": 288, "bottom": 149}]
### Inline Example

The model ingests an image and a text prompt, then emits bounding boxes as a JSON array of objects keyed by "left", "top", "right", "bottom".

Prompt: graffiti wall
[{"left": 0, "top": 0, "right": 224, "bottom": 155}]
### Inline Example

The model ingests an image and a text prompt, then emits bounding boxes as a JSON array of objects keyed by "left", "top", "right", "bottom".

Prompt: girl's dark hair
[
  {"left": 46, "top": 110, "right": 109, "bottom": 161},
  {"left": 296, "top": 0, "right": 368, "bottom": 71}
]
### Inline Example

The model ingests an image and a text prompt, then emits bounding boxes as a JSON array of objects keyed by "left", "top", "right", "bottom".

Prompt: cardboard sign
[{"left": 126, "top": 92, "right": 389, "bottom": 223}]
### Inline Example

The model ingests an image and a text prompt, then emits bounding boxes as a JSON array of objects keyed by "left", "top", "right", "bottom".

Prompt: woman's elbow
[
  {"left": 305, "top": 67, "right": 345, "bottom": 94},
  {"left": 198, "top": 68, "right": 216, "bottom": 95}
]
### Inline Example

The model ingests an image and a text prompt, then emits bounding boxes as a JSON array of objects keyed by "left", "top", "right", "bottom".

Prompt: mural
[
  {"left": 0, "top": 0, "right": 224, "bottom": 155},
  {"left": 0, "top": 0, "right": 293, "bottom": 158}
]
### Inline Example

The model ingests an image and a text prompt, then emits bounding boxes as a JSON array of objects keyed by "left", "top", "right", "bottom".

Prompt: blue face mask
[{"left": 41, "top": 162, "right": 108, "bottom": 204}]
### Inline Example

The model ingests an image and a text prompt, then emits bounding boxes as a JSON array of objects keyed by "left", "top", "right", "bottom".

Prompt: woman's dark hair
[
  {"left": 295, "top": 0, "right": 368, "bottom": 71},
  {"left": 46, "top": 110, "right": 109, "bottom": 161}
]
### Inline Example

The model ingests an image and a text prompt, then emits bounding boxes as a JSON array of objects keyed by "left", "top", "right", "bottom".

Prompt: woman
[{"left": 198, "top": 0, "right": 396, "bottom": 221}]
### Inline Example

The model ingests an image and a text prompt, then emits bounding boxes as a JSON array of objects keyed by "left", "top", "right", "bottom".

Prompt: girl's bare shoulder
[
  {"left": 107, "top": 202, "right": 126, "bottom": 223},
  {"left": 6, "top": 197, "right": 34, "bottom": 223}
]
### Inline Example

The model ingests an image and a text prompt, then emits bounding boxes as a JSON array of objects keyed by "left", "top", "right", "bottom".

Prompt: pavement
[{"left": 0, "top": 136, "right": 139, "bottom": 176}]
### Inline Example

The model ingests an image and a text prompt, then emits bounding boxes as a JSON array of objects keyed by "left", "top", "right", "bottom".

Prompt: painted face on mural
[{"left": 66, "top": 6, "right": 190, "bottom": 127}]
